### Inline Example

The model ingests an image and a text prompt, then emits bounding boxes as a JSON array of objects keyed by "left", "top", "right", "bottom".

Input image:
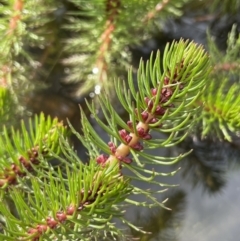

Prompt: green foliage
[
  {"left": 201, "top": 79, "right": 240, "bottom": 141},
  {"left": 0, "top": 0, "right": 57, "bottom": 107},
  {"left": 0, "top": 160, "right": 131, "bottom": 240},
  {"left": 210, "top": 0, "right": 240, "bottom": 13},
  {"left": 0, "top": 40, "right": 211, "bottom": 240},
  {"left": 0, "top": 113, "right": 67, "bottom": 190},
  {"left": 63, "top": 0, "right": 189, "bottom": 96},
  {"left": 0, "top": 0, "right": 239, "bottom": 240},
  {"left": 199, "top": 25, "right": 240, "bottom": 141},
  {"left": 0, "top": 87, "right": 15, "bottom": 128}
]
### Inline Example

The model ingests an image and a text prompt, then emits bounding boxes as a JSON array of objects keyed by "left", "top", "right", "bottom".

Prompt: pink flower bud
[
  {"left": 155, "top": 106, "right": 165, "bottom": 115},
  {"left": 96, "top": 154, "right": 108, "bottom": 165},
  {"left": 123, "top": 157, "right": 133, "bottom": 164},
  {"left": 137, "top": 127, "right": 145, "bottom": 136},
  {"left": 141, "top": 111, "right": 149, "bottom": 121},
  {"left": 108, "top": 142, "right": 117, "bottom": 154},
  {"left": 130, "top": 142, "right": 143, "bottom": 151},
  {"left": 56, "top": 211, "right": 67, "bottom": 222},
  {"left": 127, "top": 121, "right": 133, "bottom": 129},
  {"left": 46, "top": 217, "right": 58, "bottom": 229},
  {"left": 119, "top": 129, "right": 132, "bottom": 143},
  {"left": 164, "top": 77, "right": 170, "bottom": 85},
  {"left": 142, "top": 134, "right": 152, "bottom": 140},
  {"left": 145, "top": 97, "right": 154, "bottom": 110},
  {"left": 119, "top": 129, "right": 127, "bottom": 139},
  {"left": 151, "top": 88, "right": 157, "bottom": 96},
  {"left": 36, "top": 224, "right": 48, "bottom": 234},
  {"left": 66, "top": 205, "right": 75, "bottom": 215},
  {"left": 149, "top": 117, "right": 158, "bottom": 124}
]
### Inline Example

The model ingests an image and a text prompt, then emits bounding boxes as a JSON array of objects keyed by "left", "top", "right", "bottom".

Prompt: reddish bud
[
  {"left": 119, "top": 129, "right": 132, "bottom": 143},
  {"left": 142, "top": 134, "right": 152, "bottom": 140},
  {"left": 162, "top": 87, "right": 172, "bottom": 98},
  {"left": 46, "top": 217, "right": 58, "bottom": 229},
  {"left": 141, "top": 111, "right": 149, "bottom": 121},
  {"left": 27, "top": 228, "right": 38, "bottom": 235},
  {"left": 119, "top": 129, "right": 128, "bottom": 139},
  {"left": 155, "top": 106, "right": 165, "bottom": 115},
  {"left": 96, "top": 154, "right": 108, "bottom": 165},
  {"left": 36, "top": 224, "right": 48, "bottom": 234},
  {"left": 145, "top": 97, "right": 154, "bottom": 110},
  {"left": 66, "top": 205, "right": 75, "bottom": 215},
  {"left": 116, "top": 155, "right": 132, "bottom": 164},
  {"left": 137, "top": 127, "right": 146, "bottom": 137},
  {"left": 125, "top": 135, "right": 132, "bottom": 143},
  {"left": 19, "top": 156, "right": 28, "bottom": 166},
  {"left": 122, "top": 157, "right": 133, "bottom": 164},
  {"left": 108, "top": 142, "right": 117, "bottom": 154},
  {"left": 56, "top": 211, "right": 67, "bottom": 222},
  {"left": 137, "top": 127, "right": 152, "bottom": 140},
  {"left": 151, "top": 88, "right": 157, "bottom": 96},
  {"left": 10, "top": 164, "right": 20, "bottom": 175},
  {"left": 130, "top": 142, "right": 143, "bottom": 151},
  {"left": 164, "top": 77, "right": 170, "bottom": 85},
  {"left": 7, "top": 175, "right": 17, "bottom": 185},
  {"left": 127, "top": 121, "right": 133, "bottom": 129},
  {"left": 149, "top": 118, "right": 158, "bottom": 124}
]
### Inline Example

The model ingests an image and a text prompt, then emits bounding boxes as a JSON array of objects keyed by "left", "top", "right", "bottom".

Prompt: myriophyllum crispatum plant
[{"left": 0, "top": 40, "right": 211, "bottom": 240}]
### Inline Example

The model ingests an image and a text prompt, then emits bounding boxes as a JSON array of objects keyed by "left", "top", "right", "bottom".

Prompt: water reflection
[
  {"left": 124, "top": 134, "right": 240, "bottom": 241},
  {"left": 130, "top": 191, "right": 186, "bottom": 241},
  {"left": 180, "top": 136, "right": 229, "bottom": 194}
]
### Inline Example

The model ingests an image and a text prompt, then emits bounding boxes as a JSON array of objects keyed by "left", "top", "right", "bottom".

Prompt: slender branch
[
  {"left": 213, "top": 62, "right": 240, "bottom": 71},
  {"left": 0, "top": 0, "right": 24, "bottom": 87},
  {"left": 22, "top": 190, "right": 98, "bottom": 241},
  {"left": 143, "top": 0, "right": 170, "bottom": 23},
  {"left": 8, "top": 0, "right": 24, "bottom": 35},
  {"left": 95, "top": 0, "right": 121, "bottom": 83}
]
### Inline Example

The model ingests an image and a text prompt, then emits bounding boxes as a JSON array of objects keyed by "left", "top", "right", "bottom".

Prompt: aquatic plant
[{"left": 0, "top": 0, "right": 239, "bottom": 240}]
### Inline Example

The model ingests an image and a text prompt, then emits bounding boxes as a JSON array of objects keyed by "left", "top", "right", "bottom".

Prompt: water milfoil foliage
[
  {"left": 200, "top": 25, "right": 240, "bottom": 141},
  {"left": 0, "top": 40, "right": 211, "bottom": 240}
]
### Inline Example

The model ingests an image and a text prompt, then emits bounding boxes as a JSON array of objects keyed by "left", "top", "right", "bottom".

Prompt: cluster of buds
[
  {"left": 0, "top": 147, "right": 45, "bottom": 188},
  {"left": 25, "top": 186, "right": 101, "bottom": 240},
  {"left": 96, "top": 71, "right": 183, "bottom": 167},
  {"left": 19, "top": 147, "right": 41, "bottom": 170}
]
